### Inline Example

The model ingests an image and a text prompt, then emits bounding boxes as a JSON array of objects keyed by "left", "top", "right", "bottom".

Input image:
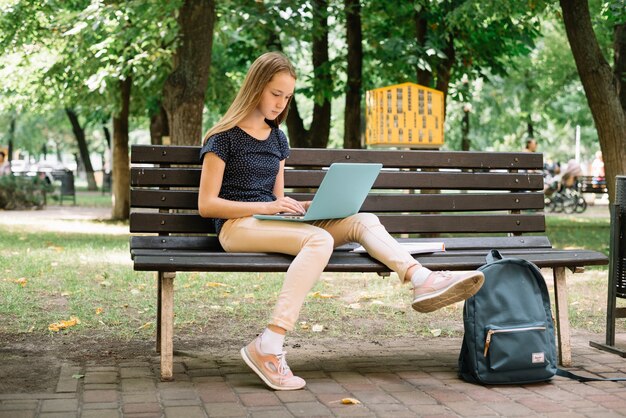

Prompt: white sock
[
  {"left": 260, "top": 328, "right": 285, "bottom": 355},
  {"left": 410, "top": 267, "right": 432, "bottom": 288}
]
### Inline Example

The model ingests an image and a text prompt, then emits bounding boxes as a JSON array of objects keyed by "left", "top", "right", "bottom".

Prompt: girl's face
[{"left": 257, "top": 71, "right": 295, "bottom": 121}]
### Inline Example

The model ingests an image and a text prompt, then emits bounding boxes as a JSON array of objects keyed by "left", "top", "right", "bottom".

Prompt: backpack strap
[
  {"left": 557, "top": 368, "right": 626, "bottom": 382},
  {"left": 485, "top": 249, "right": 503, "bottom": 264}
]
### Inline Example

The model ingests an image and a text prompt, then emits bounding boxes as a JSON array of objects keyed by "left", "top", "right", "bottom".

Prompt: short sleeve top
[{"left": 199, "top": 125, "right": 290, "bottom": 235}]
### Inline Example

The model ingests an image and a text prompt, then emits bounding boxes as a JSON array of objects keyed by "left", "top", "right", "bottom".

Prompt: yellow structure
[{"left": 365, "top": 82, "right": 444, "bottom": 148}]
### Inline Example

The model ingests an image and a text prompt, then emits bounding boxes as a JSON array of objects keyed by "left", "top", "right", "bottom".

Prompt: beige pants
[{"left": 219, "top": 213, "right": 420, "bottom": 331}]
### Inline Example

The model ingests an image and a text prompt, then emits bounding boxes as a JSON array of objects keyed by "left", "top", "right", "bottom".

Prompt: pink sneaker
[
  {"left": 240, "top": 337, "right": 306, "bottom": 391},
  {"left": 412, "top": 270, "right": 484, "bottom": 313}
]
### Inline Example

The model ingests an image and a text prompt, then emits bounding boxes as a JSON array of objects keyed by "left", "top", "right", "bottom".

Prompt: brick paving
[{"left": 1, "top": 332, "right": 626, "bottom": 417}]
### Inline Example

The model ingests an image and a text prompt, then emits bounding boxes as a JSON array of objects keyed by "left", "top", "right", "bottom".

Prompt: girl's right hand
[{"left": 268, "top": 197, "right": 306, "bottom": 215}]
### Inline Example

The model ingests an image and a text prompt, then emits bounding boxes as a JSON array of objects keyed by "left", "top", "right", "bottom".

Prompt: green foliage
[
  {"left": 0, "top": 174, "right": 53, "bottom": 209},
  {"left": 0, "top": 0, "right": 621, "bottom": 155}
]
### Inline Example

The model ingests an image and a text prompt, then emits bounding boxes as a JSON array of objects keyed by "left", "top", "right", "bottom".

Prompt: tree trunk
[
  {"left": 434, "top": 36, "right": 455, "bottom": 118},
  {"left": 343, "top": 0, "right": 362, "bottom": 149},
  {"left": 286, "top": 0, "right": 331, "bottom": 148},
  {"left": 162, "top": 0, "right": 215, "bottom": 146},
  {"left": 102, "top": 123, "right": 111, "bottom": 150},
  {"left": 615, "top": 23, "right": 626, "bottom": 113},
  {"left": 560, "top": 0, "right": 626, "bottom": 202},
  {"left": 150, "top": 105, "right": 170, "bottom": 145},
  {"left": 414, "top": 10, "right": 432, "bottom": 87},
  {"left": 461, "top": 109, "right": 470, "bottom": 151},
  {"left": 111, "top": 78, "right": 132, "bottom": 220},
  {"left": 65, "top": 108, "right": 98, "bottom": 191},
  {"left": 8, "top": 116, "right": 15, "bottom": 165}
]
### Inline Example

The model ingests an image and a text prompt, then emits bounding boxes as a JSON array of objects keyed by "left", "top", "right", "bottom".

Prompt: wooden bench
[
  {"left": 579, "top": 175, "right": 608, "bottom": 194},
  {"left": 129, "top": 145, "right": 608, "bottom": 380}
]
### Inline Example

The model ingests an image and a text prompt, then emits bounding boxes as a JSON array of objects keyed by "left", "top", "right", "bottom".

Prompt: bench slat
[
  {"left": 129, "top": 212, "right": 545, "bottom": 234},
  {"left": 130, "top": 235, "right": 553, "bottom": 252},
  {"left": 287, "top": 148, "right": 544, "bottom": 170},
  {"left": 132, "top": 248, "right": 607, "bottom": 273},
  {"left": 130, "top": 145, "right": 543, "bottom": 170},
  {"left": 131, "top": 167, "right": 543, "bottom": 190},
  {"left": 131, "top": 189, "right": 545, "bottom": 211}
]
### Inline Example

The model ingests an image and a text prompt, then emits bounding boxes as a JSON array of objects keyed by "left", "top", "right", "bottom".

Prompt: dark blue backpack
[
  {"left": 458, "top": 250, "right": 558, "bottom": 384},
  {"left": 459, "top": 250, "right": 626, "bottom": 385}
]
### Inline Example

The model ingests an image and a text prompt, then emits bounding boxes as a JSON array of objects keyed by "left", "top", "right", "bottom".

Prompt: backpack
[
  {"left": 458, "top": 250, "right": 626, "bottom": 385},
  {"left": 458, "top": 250, "right": 557, "bottom": 384}
]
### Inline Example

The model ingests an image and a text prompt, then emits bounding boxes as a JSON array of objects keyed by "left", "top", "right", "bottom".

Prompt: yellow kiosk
[{"left": 365, "top": 82, "right": 444, "bottom": 148}]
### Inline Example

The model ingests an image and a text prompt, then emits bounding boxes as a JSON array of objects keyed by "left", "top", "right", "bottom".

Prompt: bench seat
[{"left": 130, "top": 236, "right": 606, "bottom": 272}]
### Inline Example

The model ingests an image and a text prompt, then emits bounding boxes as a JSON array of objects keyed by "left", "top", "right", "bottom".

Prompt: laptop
[{"left": 254, "top": 162, "right": 382, "bottom": 222}]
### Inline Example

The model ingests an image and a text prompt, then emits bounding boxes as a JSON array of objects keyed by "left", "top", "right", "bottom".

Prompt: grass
[
  {"left": 0, "top": 207, "right": 620, "bottom": 342},
  {"left": 46, "top": 188, "right": 113, "bottom": 208}
]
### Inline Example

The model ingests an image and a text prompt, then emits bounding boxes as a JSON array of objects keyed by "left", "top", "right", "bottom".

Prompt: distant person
[
  {"left": 591, "top": 151, "right": 605, "bottom": 180},
  {"left": 559, "top": 159, "right": 583, "bottom": 190},
  {"left": 524, "top": 138, "right": 537, "bottom": 153},
  {"left": 0, "top": 151, "right": 10, "bottom": 176}
]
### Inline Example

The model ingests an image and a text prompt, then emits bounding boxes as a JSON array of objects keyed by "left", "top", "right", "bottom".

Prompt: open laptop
[{"left": 253, "top": 162, "right": 382, "bottom": 222}]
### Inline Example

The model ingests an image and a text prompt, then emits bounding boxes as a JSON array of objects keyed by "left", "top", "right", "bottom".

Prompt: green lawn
[{"left": 0, "top": 210, "right": 617, "bottom": 341}]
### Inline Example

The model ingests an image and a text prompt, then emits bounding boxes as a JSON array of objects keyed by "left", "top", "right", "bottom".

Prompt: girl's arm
[{"left": 198, "top": 153, "right": 305, "bottom": 218}]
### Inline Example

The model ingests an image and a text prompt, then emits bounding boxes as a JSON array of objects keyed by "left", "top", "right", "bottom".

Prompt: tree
[
  {"left": 65, "top": 108, "right": 98, "bottom": 191},
  {"left": 284, "top": 0, "right": 333, "bottom": 148},
  {"left": 560, "top": 0, "right": 626, "bottom": 201},
  {"left": 162, "top": 0, "right": 216, "bottom": 146},
  {"left": 344, "top": 0, "right": 363, "bottom": 149}
]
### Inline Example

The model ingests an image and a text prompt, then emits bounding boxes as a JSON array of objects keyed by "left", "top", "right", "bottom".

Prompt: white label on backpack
[{"left": 532, "top": 352, "right": 545, "bottom": 364}]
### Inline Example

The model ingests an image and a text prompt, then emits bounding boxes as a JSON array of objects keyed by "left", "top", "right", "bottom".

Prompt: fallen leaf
[
  {"left": 48, "top": 316, "right": 81, "bottom": 332},
  {"left": 72, "top": 374, "right": 84, "bottom": 380},
  {"left": 341, "top": 398, "right": 362, "bottom": 405},
  {"left": 430, "top": 328, "right": 442, "bottom": 337},
  {"left": 95, "top": 307, "right": 104, "bottom": 315},
  {"left": 206, "top": 282, "right": 229, "bottom": 287},
  {"left": 357, "top": 293, "right": 386, "bottom": 301},
  {"left": 299, "top": 321, "right": 310, "bottom": 330},
  {"left": 309, "top": 291, "right": 336, "bottom": 299},
  {"left": 138, "top": 322, "right": 152, "bottom": 330},
  {"left": 312, "top": 324, "right": 324, "bottom": 332},
  {"left": 14, "top": 278, "right": 27, "bottom": 287}
]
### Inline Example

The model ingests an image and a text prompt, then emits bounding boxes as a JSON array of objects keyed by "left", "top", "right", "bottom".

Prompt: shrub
[{"left": 0, "top": 175, "right": 54, "bottom": 210}]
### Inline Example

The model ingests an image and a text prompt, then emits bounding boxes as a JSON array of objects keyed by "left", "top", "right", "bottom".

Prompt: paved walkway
[{"left": 1, "top": 332, "right": 626, "bottom": 418}]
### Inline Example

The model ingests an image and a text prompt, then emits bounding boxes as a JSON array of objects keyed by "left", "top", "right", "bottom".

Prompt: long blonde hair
[{"left": 202, "top": 51, "right": 297, "bottom": 144}]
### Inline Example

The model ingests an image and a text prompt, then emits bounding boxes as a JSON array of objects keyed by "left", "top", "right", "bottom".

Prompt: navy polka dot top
[{"left": 199, "top": 124, "right": 290, "bottom": 235}]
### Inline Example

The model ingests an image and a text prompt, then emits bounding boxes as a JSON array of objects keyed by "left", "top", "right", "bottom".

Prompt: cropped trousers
[{"left": 218, "top": 213, "right": 420, "bottom": 331}]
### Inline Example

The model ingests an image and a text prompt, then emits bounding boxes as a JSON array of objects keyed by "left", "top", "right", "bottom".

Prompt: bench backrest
[{"left": 130, "top": 146, "right": 545, "bottom": 237}]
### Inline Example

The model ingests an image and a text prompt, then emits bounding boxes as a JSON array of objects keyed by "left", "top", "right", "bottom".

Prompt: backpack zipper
[{"left": 483, "top": 326, "right": 547, "bottom": 357}]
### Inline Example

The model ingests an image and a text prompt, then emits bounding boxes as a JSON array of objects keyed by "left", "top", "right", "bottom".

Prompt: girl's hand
[{"left": 268, "top": 197, "right": 306, "bottom": 215}]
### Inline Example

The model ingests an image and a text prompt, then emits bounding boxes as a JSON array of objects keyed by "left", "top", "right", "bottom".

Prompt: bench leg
[
  {"left": 159, "top": 271, "right": 176, "bottom": 381},
  {"left": 553, "top": 267, "right": 572, "bottom": 367}
]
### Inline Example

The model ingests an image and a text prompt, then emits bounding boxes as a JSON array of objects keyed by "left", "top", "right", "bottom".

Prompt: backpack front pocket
[{"left": 484, "top": 323, "right": 549, "bottom": 372}]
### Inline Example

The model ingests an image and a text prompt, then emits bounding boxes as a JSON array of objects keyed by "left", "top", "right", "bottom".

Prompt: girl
[{"left": 198, "top": 51, "right": 484, "bottom": 391}]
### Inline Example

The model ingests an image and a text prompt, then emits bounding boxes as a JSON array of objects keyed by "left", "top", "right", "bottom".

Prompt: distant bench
[
  {"left": 579, "top": 175, "right": 608, "bottom": 194},
  {"left": 129, "top": 146, "right": 608, "bottom": 380}
]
